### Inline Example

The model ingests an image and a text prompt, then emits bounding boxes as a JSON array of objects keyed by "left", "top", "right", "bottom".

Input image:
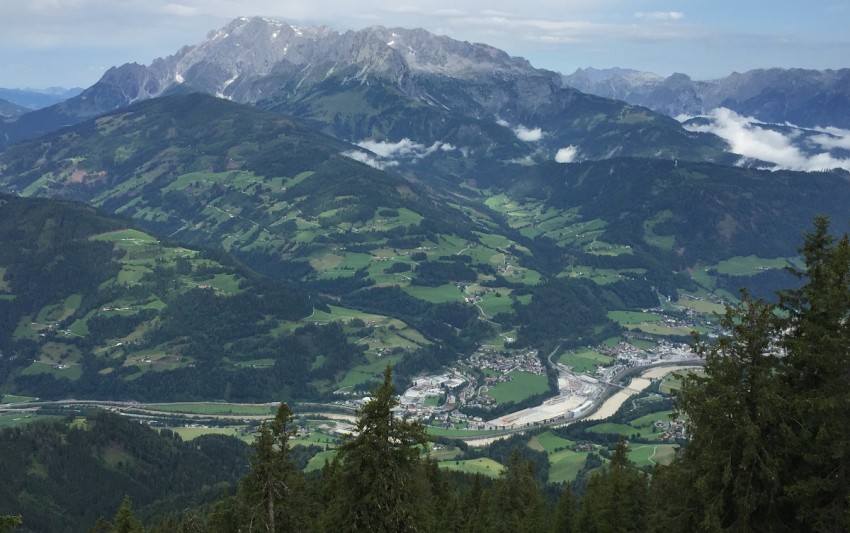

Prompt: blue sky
[{"left": 2, "top": 0, "right": 848, "bottom": 88}]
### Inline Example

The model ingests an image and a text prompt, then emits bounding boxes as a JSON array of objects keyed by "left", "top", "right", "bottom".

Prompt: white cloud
[
  {"left": 513, "top": 125, "right": 544, "bottom": 142},
  {"left": 356, "top": 138, "right": 455, "bottom": 159},
  {"left": 163, "top": 3, "right": 199, "bottom": 16},
  {"left": 683, "top": 108, "right": 850, "bottom": 171},
  {"left": 357, "top": 138, "right": 423, "bottom": 158},
  {"left": 342, "top": 150, "right": 399, "bottom": 170},
  {"left": 811, "top": 126, "right": 850, "bottom": 151},
  {"left": 343, "top": 138, "right": 458, "bottom": 169},
  {"left": 634, "top": 12, "right": 685, "bottom": 21},
  {"left": 555, "top": 145, "right": 578, "bottom": 163}
]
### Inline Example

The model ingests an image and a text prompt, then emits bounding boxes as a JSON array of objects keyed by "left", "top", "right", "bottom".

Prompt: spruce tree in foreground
[
  {"left": 325, "top": 365, "right": 431, "bottom": 532},
  {"left": 660, "top": 216, "right": 850, "bottom": 532},
  {"left": 208, "top": 402, "right": 312, "bottom": 532}
]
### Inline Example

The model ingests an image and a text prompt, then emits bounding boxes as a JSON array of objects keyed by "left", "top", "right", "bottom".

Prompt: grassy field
[
  {"left": 607, "top": 310, "right": 665, "bottom": 325},
  {"left": 548, "top": 449, "right": 589, "bottom": 484},
  {"left": 560, "top": 348, "right": 613, "bottom": 374},
  {"left": 0, "top": 414, "right": 62, "bottom": 428},
  {"left": 20, "top": 360, "right": 82, "bottom": 380},
  {"left": 628, "top": 444, "right": 677, "bottom": 467},
  {"left": 488, "top": 371, "right": 550, "bottom": 404},
  {"left": 528, "top": 431, "right": 575, "bottom": 453},
  {"left": 305, "top": 450, "right": 338, "bottom": 472},
  {"left": 167, "top": 426, "right": 246, "bottom": 441},
  {"left": 0, "top": 395, "right": 38, "bottom": 404},
  {"left": 145, "top": 403, "right": 277, "bottom": 416},
  {"left": 402, "top": 285, "right": 466, "bottom": 304},
  {"left": 336, "top": 354, "right": 405, "bottom": 390},
  {"left": 438, "top": 458, "right": 503, "bottom": 478},
  {"left": 676, "top": 293, "right": 727, "bottom": 315},
  {"left": 712, "top": 255, "right": 799, "bottom": 276},
  {"left": 659, "top": 370, "right": 701, "bottom": 394},
  {"left": 476, "top": 290, "right": 515, "bottom": 317}
]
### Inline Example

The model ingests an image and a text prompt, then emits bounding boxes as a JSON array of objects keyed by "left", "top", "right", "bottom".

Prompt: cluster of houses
[{"left": 392, "top": 348, "right": 547, "bottom": 425}]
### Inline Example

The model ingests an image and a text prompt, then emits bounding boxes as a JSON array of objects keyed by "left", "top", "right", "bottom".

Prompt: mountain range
[
  {"left": 563, "top": 67, "right": 850, "bottom": 129},
  {"left": 1, "top": 17, "right": 849, "bottom": 403}
]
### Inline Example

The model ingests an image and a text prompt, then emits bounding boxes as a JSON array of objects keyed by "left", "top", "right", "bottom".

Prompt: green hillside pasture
[
  {"left": 402, "top": 284, "right": 466, "bottom": 304},
  {"left": 197, "top": 273, "right": 241, "bottom": 294},
  {"left": 13, "top": 319, "right": 39, "bottom": 341},
  {"left": 488, "top": 371, "right": 549, "bottom": 404},
  {"left": 607, "top": 310, "right": 665, "bottom": 326},
  {"left": 337, "top": 354, "right": 405, "bottom": 391},
  {"left": 305, "top": 450, "right": 338, "bottom": 472},
  {"left": 691, "top": 267, "right": 715, "bottom": 290},
  {"left": 364, "top": 207, "right": 423, "bottom": 231},
  {"left": 475, "top": 231, "right": 513, "bottom": 253},
  {"left": 629, "top": 411, "right": 676, "bottom": 432},
  {"left": 438, "top": 458, "right": 503, "bottom": 478},
  {"left": 586, "top": 422, "right": 640, "bottom": 437},
  {"left": 712, "top": 255, "right": 800, "bottom": 276},
  {"left": 548, "top": 449, "right": 589, "bottom": 484},
  {"left": 676, "top": 292, "right": 727, "bottom": 315},
  {"left": 0, "top": 414, "right": 62, "bottom": 429},
  {"left": 92, "top": 228, "right": 158, "bottom": 244},
  {"left": 36, "top": 294, "right": 82, "bottom": 324},
  {"left": 528, "top": 431, "right": 575, "bottom": 453},
  {"left": 632, "top": 323, "right": 710, "bottom": 337},
  {"left": 643, "top": 211, "right": 676, "bottom": 250},
  {"left": 20, "top": 360, "right": 82, "bottom": 380},
  {"left": 302, "top": 306, "right": 428, "bottom": 353},
  {"left": 0, "top": 395, "right": 37, "bottom": 404},
  {"left": 659, "top": 369, "right": 702, "bottom": 394},
  {"left": 476, "top": 289, "right": 515, "bottom": 316},
  {"left": 167, "top": 426, "right": 245, "bottom": 441},
  {"left": 123, "top": 351, "right": 189, "bottom": 373},
  {"left": 588, "top": 410, "right": 674, "bottom": 440},
  {"left": 628, "top": 444, "right": 677, "bottom": 467},
  {"left": 559, "top": 348, "right": 613, "bottom": 374},
  {"left": 310, "top": 251, "right": 372, "bottom": 278},
  {"left": 419, "top": 235, "right": 469, "bottom": 259},
  {"left": 503, "top": 265, "right": 541, "bottom": 285},
  {"left": 543, "top": 218, "right": 607, "bottom": 248},
  {"left": 146, "top": 403, "right": 276, "bottom": 416},
  {"left": 585, "top": 240, "right": 634, "bottom": 256},
  {"left": 430, "top": 445, "right": 463, "bottom": 461},
  {"left": 559, "top": 266, "right": 624, "bottom": 285},
  {"left": 523, "top": 211, "right": 582, "bottom": 240},
  {"left": 484, "top": 194, "right": 534, "bottom": 231},
  {"left": 357, "top": 324, "right": 430, "bottom": 353}
]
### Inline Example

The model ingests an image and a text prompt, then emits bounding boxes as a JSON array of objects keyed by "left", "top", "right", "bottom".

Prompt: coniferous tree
[
  {"left": 780, "top": 216, "right": 850, "bottom": 531},
  {"left": 110, "top": 497, "right": 145, "bottom": 533},
  {"left": 490, "top": 449, "right": 547, "bottom": 533},
  {"left": 209, "top": 402, "right": 312, "bottom": 532},
  {"left": 673, "top": 294, "right": 788, "bottom": 531},
  {"left": 552, "top": 484, "right": 576, "bottom": 533},
  {"left": 576, "top": 439, "right": 648, "bottom": 532},
  {"left": 325, "top": 365, "right": 431, "bottom": 532},
  {"left": 656, "top": 217, "right": 850, "bottom": 531}
]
